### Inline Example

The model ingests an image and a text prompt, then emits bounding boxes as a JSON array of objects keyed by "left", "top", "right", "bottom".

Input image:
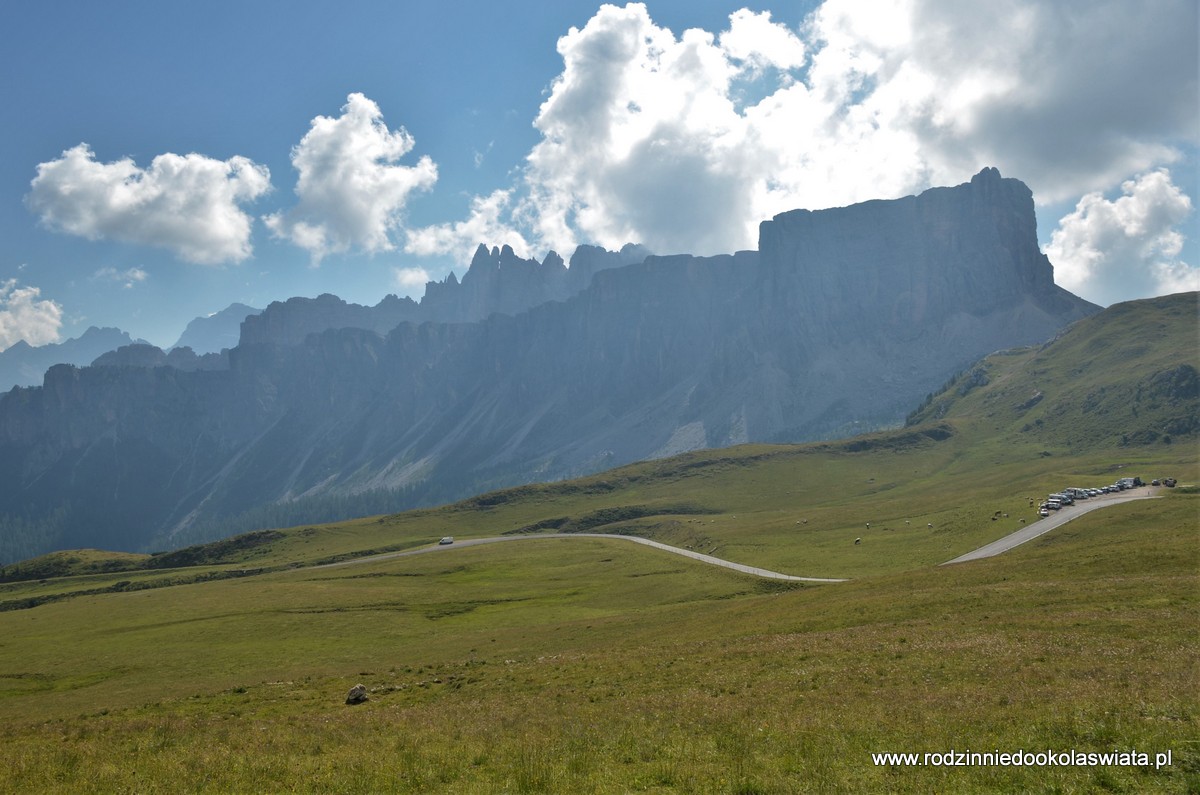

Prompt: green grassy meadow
[
  {"left": 0, "top": 294, "right": 1196, "bottom": 792},
  {"left": 0, "top": 435, "right": 1194, "bottom": 793},
  {"left": 0, "top": 491, "right": 1195, "bottom": 793}
]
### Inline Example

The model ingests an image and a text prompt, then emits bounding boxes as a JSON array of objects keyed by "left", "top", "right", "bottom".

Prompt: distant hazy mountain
[
  {"left": 171, "top": 303, "right": 260, "bottom": 353},
  {"left": 0, "top": 326, "right": 138, "bottom": 392},
  {"left": 0, "top": 169, "right": 1110, "bottom": 562},
  {"left": 92, "top": 343, "right": 229, "bottom": 372},
  {"left": 0, "top": 301, "right": 252, "bottom": 393},
  {"left": 239, "top": 243, "right": 649, "bottom": 348}
]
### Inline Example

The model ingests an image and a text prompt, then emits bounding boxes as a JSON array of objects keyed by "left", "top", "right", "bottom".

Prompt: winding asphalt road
[
  {"left": 315, "top": 490, "right": 1161, "bottom": 581},
  {"left": 317, "top": 533, "right": 847, "bottom": 582}
]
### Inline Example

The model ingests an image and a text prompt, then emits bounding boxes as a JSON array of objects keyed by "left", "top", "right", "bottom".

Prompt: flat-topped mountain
[{"left": 0, "top": 169, "right": 1100, "bottom": 561}]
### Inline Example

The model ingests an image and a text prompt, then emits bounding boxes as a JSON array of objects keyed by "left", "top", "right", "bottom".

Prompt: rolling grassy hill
[
  {"left": 0, "top": 293, "right": 1195, "bottom": 793},
  {"left": 908, "top": 290, "right": 1198, "bottom": 453}
]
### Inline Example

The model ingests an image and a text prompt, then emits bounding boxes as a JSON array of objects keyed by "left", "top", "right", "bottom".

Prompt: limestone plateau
[{"left": 0, "top": 168, "right": 1098, "bottom": 560}]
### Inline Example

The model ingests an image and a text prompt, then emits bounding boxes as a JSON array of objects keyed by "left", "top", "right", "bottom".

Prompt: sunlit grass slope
[{"left": 908, "top": 291, "right": 1198, "bottom": 453}]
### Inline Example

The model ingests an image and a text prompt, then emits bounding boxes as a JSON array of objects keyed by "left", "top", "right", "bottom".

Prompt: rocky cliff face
[
  {"left": 0, "top": 169, "right": 1099, "bottom": 561},
  {"left": 758, "top": 167, "right": 1060, "bottom": 326},
  {"left": 747, "top": 166, "right": 1093, "bottom": 437}
]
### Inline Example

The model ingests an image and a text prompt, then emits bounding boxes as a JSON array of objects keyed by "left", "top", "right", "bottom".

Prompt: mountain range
[
  {"left": 0, "top": 168, "right": 1102, "bottom": 562},
  {"left": 0, "top": 326, "right": 144, "bottom": 392},
  {"left": 240, "top": 242, "right": 650, "bottom": 347},
  {"left": 0, "top": 304, "right": 263, "bottom": 394},
  {"left": 0, "top": 243, "right": 651, "bottom": 396}
]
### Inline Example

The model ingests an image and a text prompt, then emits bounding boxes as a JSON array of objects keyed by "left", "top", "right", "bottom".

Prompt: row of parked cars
[{"left": 1036, "top": 476, "right": 1167, "bottom": 517}]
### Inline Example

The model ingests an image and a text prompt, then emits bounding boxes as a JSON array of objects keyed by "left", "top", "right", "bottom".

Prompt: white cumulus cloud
[
  {"left": 719, "top": 8, "right": 806, "bottom": 75},
  {"left": 0, "top": 280, "right": 64, "bottom": 351},
  {"left": 1045, "top": 169, "right": 1196, "bottom": 306},
  {"left": 405, "top": 190, "right": 531, "bottom": 263},
  {"left": 522, "top": 3, "right": 754, "bottom": 256},
  {"left": 265, "top": 93, "right": 438, "bottom": 265},
  {"left": 27, "top": 144, "right": 270, "bottom": 265},
  {"left": 393, "top": 266, "right": 431, "bottom": 293}
]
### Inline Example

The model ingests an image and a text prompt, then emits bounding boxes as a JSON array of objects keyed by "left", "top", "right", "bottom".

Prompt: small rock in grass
[{"left": 345, "top": 684, "right": 368, "bottom": 705}]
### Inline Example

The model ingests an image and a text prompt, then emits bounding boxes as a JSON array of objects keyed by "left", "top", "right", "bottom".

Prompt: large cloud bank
[
  {"left": 0, "top": 281, "right": 63, "bottom": 351},
  {"left": 27, "top": 144, "right": 270, "bottom": 265},
  {"left": 503, "top": 0, "right": 1197, "bottom": 260}
]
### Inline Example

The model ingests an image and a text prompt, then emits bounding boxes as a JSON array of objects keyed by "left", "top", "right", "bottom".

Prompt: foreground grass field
[{"left": 0, "top": 487, "right": 1195, "bottom": 793}]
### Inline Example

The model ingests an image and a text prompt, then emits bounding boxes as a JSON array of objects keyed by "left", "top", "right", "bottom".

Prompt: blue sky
[{"left": 2, "top": 0, "right": 1196, "bottom": 349}]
